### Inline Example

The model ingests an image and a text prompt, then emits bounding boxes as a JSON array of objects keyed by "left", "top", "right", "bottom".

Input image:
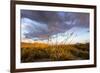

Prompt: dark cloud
[{"left": 21, "top": 10, "right": 89, "bottom": 40}]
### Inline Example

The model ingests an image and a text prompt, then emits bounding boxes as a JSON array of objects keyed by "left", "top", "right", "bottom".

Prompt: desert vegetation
[
  {"left": 21, "top": 10, "right": 90, "bottom": 63},
  {"left": 21, "top": 42, "right": 89, "bottom": 63}
]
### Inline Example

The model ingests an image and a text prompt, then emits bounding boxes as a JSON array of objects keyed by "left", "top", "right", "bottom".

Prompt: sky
[{"left": 21, "top": 10, "right": 90, "bottom": 44}]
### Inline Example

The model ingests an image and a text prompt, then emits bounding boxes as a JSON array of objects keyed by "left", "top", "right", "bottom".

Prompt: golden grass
[{"left": 21, "top": 42, "right": 89, "bottom": 62}]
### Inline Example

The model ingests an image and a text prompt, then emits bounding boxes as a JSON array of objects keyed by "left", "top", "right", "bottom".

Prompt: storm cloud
[{"left": 21, "top": 10, "right": 89, "bottom": 40}]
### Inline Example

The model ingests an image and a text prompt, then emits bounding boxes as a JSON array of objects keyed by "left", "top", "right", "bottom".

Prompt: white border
[{"left": 16, "top": 4, "right": 94, "bottom": 69}]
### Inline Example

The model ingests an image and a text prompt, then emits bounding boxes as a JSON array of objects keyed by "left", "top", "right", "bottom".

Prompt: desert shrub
[
  {"left": 21, "top": 43, "right": 89, "bottom": 62},
  {"left": 74, "top": 43, "right": 89, "bottom": 51},
  {"left": 77, "top": 51, "right": 89, "bottom": 59},
  {"left": 69, "top": 47, "right": 89, "bottom": 59},
  {"left": 21, "top": 48, "right": 31, "bottom": 62},
  {"left": 21, "top": 48, "right": 51, "bottom": 62}
]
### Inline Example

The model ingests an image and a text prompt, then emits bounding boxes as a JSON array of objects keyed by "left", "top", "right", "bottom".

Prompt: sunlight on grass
[{"left": 21, "top": 42, "right": 89, "bottom": 63}]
